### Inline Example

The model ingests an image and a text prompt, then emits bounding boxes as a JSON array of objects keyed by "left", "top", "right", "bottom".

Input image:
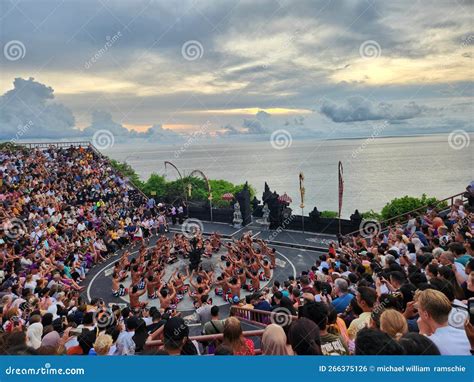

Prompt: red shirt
[{"left": 234, "top": 338, "right": 255, "bottom": 355}]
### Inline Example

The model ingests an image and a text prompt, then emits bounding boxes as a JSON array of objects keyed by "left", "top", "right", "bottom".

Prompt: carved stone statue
[
  {"left": 233, "top": 201, "right": 243, "bottom": 228},
  {"left": 256, "top": 203, "right": 270, "bottom": 228}
]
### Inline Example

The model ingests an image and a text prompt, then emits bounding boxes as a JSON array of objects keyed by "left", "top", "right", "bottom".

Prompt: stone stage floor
[
  {"left": 114, "top": 246, "right": 273, "bottom": 311},
  {"left": 83, "top": 221, "right": 334, "bottom": 316}
]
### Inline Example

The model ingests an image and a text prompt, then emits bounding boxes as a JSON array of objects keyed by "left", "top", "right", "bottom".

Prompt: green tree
[
  {"left": 209, "top": 180, "right": 256, "bottom": 207},
  {"left": 381, "top": 194, "right": 447, "bottom": 221},
  {"left": 164, "top": 176, "right": 207, "bottom": 203},
  {"left": 361, "top": 209, "right": 383, "bottom": 221},
  {"left": 142, "top": 173, "right": 167, "bottom": 196},
  {"left": 109, "top": 159, "right": 144, "bottom": 189}
]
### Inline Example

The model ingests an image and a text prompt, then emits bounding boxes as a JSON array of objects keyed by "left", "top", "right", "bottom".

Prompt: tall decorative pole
[
  {"left": 164, "top": 161, "right": 188, "bottom": 215},
  {"left": 299, "top": 172, "right": 305, "bottom": 233},
  {"left": 338, "top": 161, "right": 344, "bottom": 236},
  {"left": 189, "top": 169, "right": 213, "bottom": 222}
]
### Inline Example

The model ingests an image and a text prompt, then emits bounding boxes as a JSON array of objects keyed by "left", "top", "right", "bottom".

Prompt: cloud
[
  {"left": 82, "top": 110, "right": 182, "bottom": 142},
  {"left": 1, "top": 1, "right": 472, "bottom": 139},
  {"left": 242, "top": 119, "right": 266, "bottom": 134},
  {"left": 82, "top": 110, "right": 130, "bottom": 137},
  {"left": 141, "top": 124, "right": 183, "bottom": 142},
  {"left": 319, "top": 96, "right": 432, "bottom": 123},
  {"left": 0, "top": 77, "right": 77, "bottom": 139},
  {"left": 221, "top": 124, "right": 241, "bottom": 135},
  {"left": 242, "top": 110, "right": 272, "bottom": 134},
  {"left": 0, "top": 77, "right": 182, "bottom": 143}
]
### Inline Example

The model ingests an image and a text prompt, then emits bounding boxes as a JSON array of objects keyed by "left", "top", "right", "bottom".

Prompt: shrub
[
  {"left": 109, "top": 159, "right": 144, "bottom": 189},
  {"left": 361, "top": 210, "right": 383, "bottom": 221},
  {"left": 141, "top": 173, "right": 167, "bottom": 197},
  {"left": 320, "top": 210, "right": 338, "bottom": 219},
  {"left": 381, "top": 194, "right": 447, "bottom": 221}
]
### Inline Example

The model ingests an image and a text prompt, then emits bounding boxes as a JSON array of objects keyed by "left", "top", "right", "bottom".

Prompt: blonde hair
[
  {"left": 380, "top": 309, "right": 408, "bottom": 340},
  {"left": 223, "top": 317, "right": 246, "bottom": 354},
  {"left": 93, "top": 334, "right": 113, "bottom": 355},
  {"left": 415, "top": 289, "right": 451, "bottom": 324}
]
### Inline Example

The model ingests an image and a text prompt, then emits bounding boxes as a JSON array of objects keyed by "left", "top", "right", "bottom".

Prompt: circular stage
[
  {"left": 117, "top": 246, "right": 273, "bottom": 311},
  {"left": 83, "top": 230, "right": 310, "bottom": 315}
]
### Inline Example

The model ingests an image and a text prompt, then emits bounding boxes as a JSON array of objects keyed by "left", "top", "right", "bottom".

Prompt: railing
[
  {"left": 230, "top": 306, "right": 298, "bottom": 327},
  {"left": 347, "top": 191, "right": 468, "bottom": 237},
  {"left": 144, "top": 329, "right": 265, "bottom": 355},
  {"left": 16, "top": 141, "right": 91, "bottom": 149}
]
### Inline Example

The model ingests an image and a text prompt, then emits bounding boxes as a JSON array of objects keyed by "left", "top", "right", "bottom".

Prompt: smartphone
[{"left": 469, "top": 300, "right": 474, "bottom": 325}]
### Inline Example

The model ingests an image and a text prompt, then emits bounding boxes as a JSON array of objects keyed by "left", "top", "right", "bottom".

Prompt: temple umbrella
[
  {"left": 278, "top": 193, "right": 292, "bottom": 204},
  {"left": 222, "top": 192, "right": 234, "bottom": 201},
  {"left": 338, "top": 161, "right": 344, "bottom": 235}
]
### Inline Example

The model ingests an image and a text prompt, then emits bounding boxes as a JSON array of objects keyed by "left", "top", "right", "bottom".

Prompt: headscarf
[
  {"left": 41, "top": 330, "right": 60, "bottom": 349},
  {"left": 27, "top": 322, "right": 43, "bottom": 349},
  {"left": 261, "top": 324, "right": 293, "bottom": 355}
]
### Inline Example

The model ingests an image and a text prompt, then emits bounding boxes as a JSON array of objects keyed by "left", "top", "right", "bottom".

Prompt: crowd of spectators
[{"left": 0, "top": 145, "right": 473, "bottom": 356}]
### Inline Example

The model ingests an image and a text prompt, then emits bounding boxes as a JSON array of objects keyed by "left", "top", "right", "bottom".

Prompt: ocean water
[{"left": 104, "top": 134, "right": 473, "bottom": 217}]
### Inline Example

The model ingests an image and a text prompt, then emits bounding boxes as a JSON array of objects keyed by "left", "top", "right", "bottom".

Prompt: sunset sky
[{"left": 0, "top": 0, "right": 472, "bottom": 141}]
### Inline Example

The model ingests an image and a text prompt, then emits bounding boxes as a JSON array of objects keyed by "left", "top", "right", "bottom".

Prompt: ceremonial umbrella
[
  {"left": 278, "top": 193, "right": 292, "bottom": 204},
  {"left": 222, "top": 192, "right": 234, "bottom": 201}
]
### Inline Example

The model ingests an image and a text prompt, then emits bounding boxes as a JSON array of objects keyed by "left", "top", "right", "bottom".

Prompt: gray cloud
[
  {"left": 0, "top": 77, "right": 183, "bottom": 142},
  {"left": 241, "top": 110, "right": 272, "bottom": 134},
  {"left": 320, "top": 96, "right": 433, "bottom": 123},
  {"left": 0, "top": 77, "right": 77, "bottom": 139},
  {"left": 242, "top": 119, "right": 266, "bottom": 134},
  {"left": 1, "top": 0, "right": 472, "bottom": 139},
  {"left": 82, "top": 110, "right": 183, "bottom": 142},
  {"left": 221, "top": 124, "right": 241, "bottom": 135}
]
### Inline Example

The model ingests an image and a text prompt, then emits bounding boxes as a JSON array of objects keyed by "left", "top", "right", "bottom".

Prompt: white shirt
[
  {"left": 455, "top": 262, "right": 467, "bottom": 281},
  {"left": 428, "top": 325, "right": 471, "bottom": 355},
  {"left": 115, "top": 331, "right": 136, "bottom": 355}
]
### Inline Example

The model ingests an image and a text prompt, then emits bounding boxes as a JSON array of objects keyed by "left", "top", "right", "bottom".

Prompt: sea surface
[{"left": 104, "top": 134, "right": 473, "bottom": 217}]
